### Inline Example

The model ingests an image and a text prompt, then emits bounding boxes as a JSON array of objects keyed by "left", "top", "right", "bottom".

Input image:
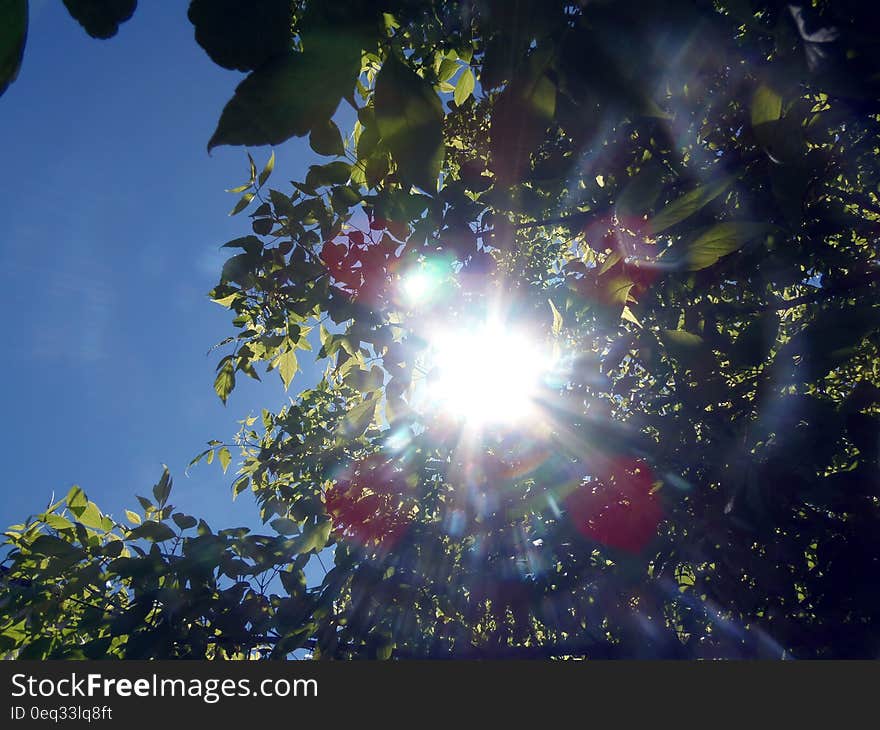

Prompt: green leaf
[
  {"left": 43, "top": 513, "right": 74, "bottom": 532},
  {"left": 299, "top": 518, "right": 332, "bottom": 553},
  {"left": 616, "top": 164, "right": 665, "bottom": 219},
  {"left": 172, "top": 513, "right": 197, "bottom": 530},
  {"left": 454, "top": 66, "right": 475, "bottom": 106},
  {"left": 214, "top": 359, "right": 236, "bottom": 404},
  {"left": 128, "top": 521, "right": 176, "bottom": 543},
  {"left": 229, "top": 192, "right": 255, "bottom": 216},
  {"left": 124, "top": 510, "right": 142, "bottom": 525},
  {"left": 62, "top": 0, "right": 135, "bottom": 40},
  {"left": 489, "top": 51, "right": 556, "bottom": 181},
  {"left": 686, "top": 222, "right": 768, "bottom": 270},
  {"left": 603, "top": 274, "right": 635, "bottom": 307},
  {"left": 437, "top": 57, "right": 459, "bottom": 82},
  {"left": 276, "top": 348, "right": 299, "bottom": 389},
  {"left": 221, "top": 252, "right": 258, "bottom": 286},
  {"left": 226, "top": 182, "right": 252, "bottom": 193},
  {"left": 751, "top": 84, "right": 782, "bottom": 127},
  {"left": 212, "top": 292, "right": 240, "bottom": 308},
  {"left": 217, "top": 446, "right": 232, "bottom": 474},
  {"left": 152, "top": 469, "right": 172, "bottom": 506},
  {"left": 270, "top": 518, "right": 300, "bottom": 535},
  {"left": 208, "top": 26, "right": 364, "bottom": 151},
  {"left": 31, "top": 534, "right": 81, "bottom": 558},
  {"left": 365, "top": 154, "right": 390, "bottom": 189},
  {"left": 336, "top": 396, "right": 377, "bottom": 439},
  {"left": 375, "top": 53, "right": 445, "bottom": 192},
  {"left": 0, "top": 0, "right": 27, "bottom": 98},
  {"left": 188, "top": 0, "right": 292, "bottom": 72},
  {"left": 649, "top": 174, "right": 735, "bottom": 234},
  {"left": 77, "top": 501, "right": 105, "bottom": 531},
  {"left": 222, "top": 235, "right": 262, "bottom": 254},
  {"left": 66, "top": 485, "right": 88, "bottom": 517},
  {"left": 660, "top": 330, "right": 704, "bottom": 347},
  {"left": 258, "top": 151, "right": 275, "bottom": 186},
  {"left": 280, "top": 568, "right": 307, "bottom": 596},
  {"left": 310, "top": 119, "right": 345, "bottom": 156},
  {"left": 330, "top": 185, "right": 362, "bottom": 213},
  {"left": 306, "top": 161, "right": 351, "bottom": 187},
  {"left": 232, "top": 476, "right": 250, "bottom": 499},
  {"left": 660, "top": 329, "right": 705, "bottom": 362}
]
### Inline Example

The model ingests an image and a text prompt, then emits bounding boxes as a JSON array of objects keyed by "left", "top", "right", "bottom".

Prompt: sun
[{"left": 422, "top": 319, "right": 553, "bottom": 427}]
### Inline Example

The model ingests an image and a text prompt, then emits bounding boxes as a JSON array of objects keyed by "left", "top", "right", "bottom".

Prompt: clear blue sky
[{"left": 0, "top": 2, "right": 324, "bottom": 532}]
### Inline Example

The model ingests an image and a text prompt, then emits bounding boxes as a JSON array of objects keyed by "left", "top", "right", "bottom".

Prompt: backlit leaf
[
  {"left": 454, "top": 66, "right": 475, "bottom": 106},
  {"left": 375, "top": 53, "right": 444, "bottom": 192},
  {"left": 649, "top": 174, "right": 735, "bottom": 233},
  {"left": 687, "top": 222, "right": 768, "bottom": 270},
  {"left": 214, "top": 359, "right": 236, "bottom": 404}
]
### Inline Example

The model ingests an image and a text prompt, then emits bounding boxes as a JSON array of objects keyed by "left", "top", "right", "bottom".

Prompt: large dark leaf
[
  {"left": 780, "top": 305, "right": 880, "bottom": 376},
  {"left": 62, "top": 0, "right": 136, "bottom": 39},
  {"left": 686, "top": 222, "right": 769, "bottom": 270},
  {"left": 188, "top": 0, "right": 292, "bottom": 72},
  {"left": 489, "top": 49, "right": 556, "bottom": 183},
  {"left": 374, "top": 54, "right": 444, "bottom": 192},
  {"left": 616, "top": 163, "right": 665, "bottom": 219},
  {"left": 128, "top": 521, "right": 176, "bottom": 543},
  {"left": 0, "top": 0, "right": 27, "bottom": 97},
  {"left": 208, "top": 27, "right": 363, "bottom": 150},
  {"left": 649, "top": 174, "right": 735, "bottom": 234},
  {"left": 730, "top": 313, "right": 778, "bottom": 368}
]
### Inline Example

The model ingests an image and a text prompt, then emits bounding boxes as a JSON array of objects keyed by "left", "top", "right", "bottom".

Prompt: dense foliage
[{"left": 2, "top": 0, "right": 880, "bottom": 659}]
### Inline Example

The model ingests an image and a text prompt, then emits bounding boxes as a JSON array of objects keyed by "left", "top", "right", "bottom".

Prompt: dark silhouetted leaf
[
  {"left": 188, "top": 0, "right": 292, "bottom": 71},
  {"left": 270, "top": 517, "right": 299, "bottom": 535},
  {"left": 0, "top": 0, "right": 27, "bottom": 97},
  {"left": 172, "top": 513, "right": 197, "bottom": 530},
  {"left": 649, "top": 174, "right": 735, "bottom": 233},
  {"left": 375, "top": 54, "right": 444, "bottom": 192},
  {"left": 616, "top": 164, "right": 665, "bottom": 219},
  {"left": 128, "top": 520, "right": 175, "bottom": 543},
  {"left": 208, "top": 27, "right": 363, "bottom": 151},
  {"left": 62, "top": 0, "right": 136, "bottom": 39},
  {"left": 152, "top": 469, "right": 172, "bottom": 506},
  {"left": 686, "top": 222, "right": 768, "bottom": 270},
  {"left": 310, "top": 119, "right": 345, "bottom": 156}
]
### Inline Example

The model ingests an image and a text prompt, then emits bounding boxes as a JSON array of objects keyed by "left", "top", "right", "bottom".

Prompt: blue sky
[{"left": 0, "top": 2, "right": 324, "bottom": 533}]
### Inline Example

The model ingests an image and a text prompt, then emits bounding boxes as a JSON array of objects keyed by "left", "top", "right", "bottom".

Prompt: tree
[{"left": 2, "top": 0, "right": 880, "bottom": 659}]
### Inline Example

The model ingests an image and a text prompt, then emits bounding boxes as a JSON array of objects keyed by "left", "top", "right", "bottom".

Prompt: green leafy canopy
[{"left": 3, "top": 0, "right": 880, "bottom": 661}]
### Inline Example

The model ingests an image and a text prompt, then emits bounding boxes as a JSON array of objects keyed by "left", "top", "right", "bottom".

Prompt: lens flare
[
  {"left": 402, "top": 271, "right": 435, "bottom": 302},
  {"left": 423, "top": 320, "right": 553, "bottom": 426},
  {"left": 398, "top": 260, "right": 448, "bottom": 306}
]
